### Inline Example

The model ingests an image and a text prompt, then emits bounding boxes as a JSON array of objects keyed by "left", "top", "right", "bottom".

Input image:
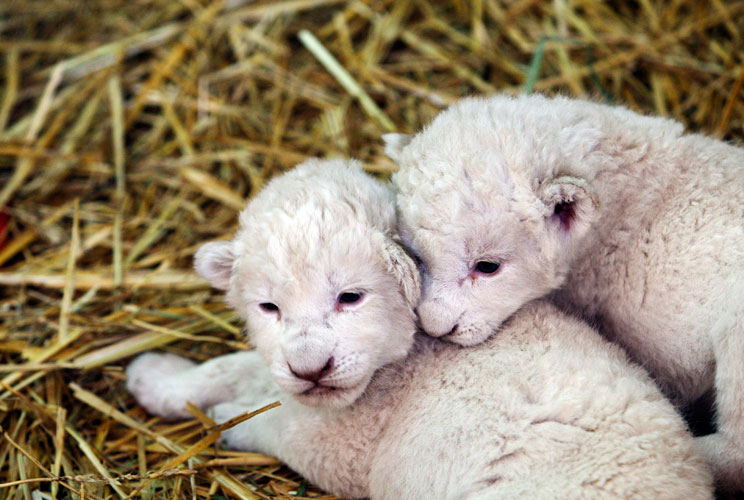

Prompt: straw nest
[{"left": 0, "top": 0, "right": 742, "bottom": 498}]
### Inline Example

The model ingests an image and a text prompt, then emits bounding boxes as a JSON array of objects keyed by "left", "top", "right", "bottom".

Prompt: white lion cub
[
  {"left": 127, "top": 159, "right": 713, "bottom": 499},
  {"left": 386, "top": 93, "right": 744, "bottom": 490}
]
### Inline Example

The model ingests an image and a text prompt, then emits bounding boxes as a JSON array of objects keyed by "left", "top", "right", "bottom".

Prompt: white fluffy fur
[
  {"left": 128, "top": 159, "right": 713, "bottom": 499},
  {"left": 388, "top": 93, "right": 744, "bottom": 490},
  {"left": 192, "top": 158, "right": 420, "bottom": 409}
]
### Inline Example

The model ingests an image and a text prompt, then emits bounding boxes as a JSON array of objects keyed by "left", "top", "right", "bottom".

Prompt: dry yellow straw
[
  {"left": 0, "top": 1, "right": 741, "bottom": 498},
  {"left": 298, "top": 29, "right": 396, "bottom": 132}
]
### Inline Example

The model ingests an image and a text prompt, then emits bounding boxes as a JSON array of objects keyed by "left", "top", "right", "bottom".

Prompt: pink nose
[
  {"left": 417, "top": 295, "right": 462, "bottom": 338},
  {"left": 289, "top": 357, "right": 334, "bottom": 383}
]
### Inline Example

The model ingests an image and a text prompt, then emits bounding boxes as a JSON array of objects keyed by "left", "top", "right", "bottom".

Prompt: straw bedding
[{"left": 0, "top": 0, "right": 742, "bottom": 498}]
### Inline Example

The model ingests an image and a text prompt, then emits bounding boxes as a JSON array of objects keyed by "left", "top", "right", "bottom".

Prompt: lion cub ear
[
  {"left": 194, "top": 241, "right": 235, "bottom": 291},
  {"left": 538, "top": 176, "right": 598, "bottom": 242},
  {"left": 383, "top": 235, "right": 421, "bottom": 310},
  {"left": 382, "top": 133, "right": 413, "bottom": 162}
]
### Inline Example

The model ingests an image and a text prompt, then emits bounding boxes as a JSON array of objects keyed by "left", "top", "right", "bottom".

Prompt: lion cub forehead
[
  {"left": 240, "top": 158, "right": 396, "bottom": 232},
  {"left": 234, "top": 223, "right": 389, "bottom": 306},
  {"left": 229, "top": 158, "right": 397, "bottom": 291},
  {"left": 235, "top": 164, "right": 393, "bottom": 252},
  {"left": 396, "top": 94, "right": 617, "bottom": 188}
]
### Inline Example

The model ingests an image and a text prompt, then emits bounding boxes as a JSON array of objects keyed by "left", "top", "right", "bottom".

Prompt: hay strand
[
  {"left": 298, "top": 29, "right": 396, "bottom": 132},
  {"left": 0, "top": 1, "right": 741, "bottom": 498}
]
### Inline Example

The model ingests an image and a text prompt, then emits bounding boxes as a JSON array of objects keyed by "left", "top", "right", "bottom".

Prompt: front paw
[
  {"left": 126, "top": 352, "right": 196, "bottom": 419},
  {"left": 208, "top": 402, "right": 263, "bottom": 451}
]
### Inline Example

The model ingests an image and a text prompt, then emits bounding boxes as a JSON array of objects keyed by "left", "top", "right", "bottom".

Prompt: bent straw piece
[
  {"left": 211, "top": 401, "right": 281, "bottom": 433},
  {"left": 298, "top": 29, "right": 396, "bottom": 132},
  {"left": 149, "top": 401, "right": 281, "bottom": 473}
]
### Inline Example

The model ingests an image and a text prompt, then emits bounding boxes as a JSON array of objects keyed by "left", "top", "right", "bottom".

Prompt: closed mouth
[
  {"left": 299, "top": 379, "right": 367, "bottom": 399},
  {"left": 441, "top": 323, "right": 489, "bottom": 345},
  {"left": 301, "top": 384, "right": 342, "bottom": 396},
  {"left": 442, "top": 328, "right": 467, "bottom": 341}
]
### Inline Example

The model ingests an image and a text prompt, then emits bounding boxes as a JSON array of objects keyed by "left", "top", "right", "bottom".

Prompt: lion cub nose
[{"left": 289, "top": 356, "right": 335, "bottom": 383}]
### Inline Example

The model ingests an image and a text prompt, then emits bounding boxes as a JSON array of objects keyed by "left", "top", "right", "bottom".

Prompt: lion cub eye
[
  {"left": 259, "top": 302, "right": 279, "bottom": 313},
  {"left": 338, "top": 292, "right": 363, "bottom": 304},
  {"left": 474, "top": 261, "right": 501, "bottom": 275},
  {"left": 336, "top": 292, "right": 364, "bottom": 312}
]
